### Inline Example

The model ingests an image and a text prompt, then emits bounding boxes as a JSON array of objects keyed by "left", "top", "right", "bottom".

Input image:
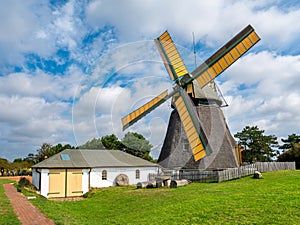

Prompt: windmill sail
[
  {"left": 173, "top": 87, "right": 211, "bottom": 161},
  {"left": 155, "top": 31, "right": 189, "bottom": 81},
  {"left": 121, "top": 25, "right": 260, "bottom": 164},
  {"left": 121, "top": 90, "right": 169, "bottom": 130},
  {"left": 188, "top": 25, "right": 260, "bottom": 88}
]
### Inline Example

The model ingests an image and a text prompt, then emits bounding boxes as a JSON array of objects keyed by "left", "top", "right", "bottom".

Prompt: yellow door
[
  {"left": 48, "top": 169, "right": 65, "bottom": 198},
  {"left": 66, "top": 169, "right": 83, "bottom": 197}
]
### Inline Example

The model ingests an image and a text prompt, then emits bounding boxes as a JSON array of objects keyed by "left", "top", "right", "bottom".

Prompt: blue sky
[{"left": 1, "top": 0, "right": 300, "bottom": 161}]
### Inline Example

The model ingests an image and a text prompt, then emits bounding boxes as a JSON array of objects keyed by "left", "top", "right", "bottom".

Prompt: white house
[{"left": 32, "top": 149, "right": 160, "bottom": 198}]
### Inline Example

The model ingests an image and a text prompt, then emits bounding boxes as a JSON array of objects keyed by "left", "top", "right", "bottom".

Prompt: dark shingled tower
[{"left": 158, "top": 81, "right": 239, "bottom": 169}]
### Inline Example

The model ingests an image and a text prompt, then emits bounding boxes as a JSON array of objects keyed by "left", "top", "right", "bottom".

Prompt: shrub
[
  {"left": 83, "top": 189, "right": 96, "bottom": 198},
  {"left": 17, "top": 177, "right": 36, "bottom": 192}
]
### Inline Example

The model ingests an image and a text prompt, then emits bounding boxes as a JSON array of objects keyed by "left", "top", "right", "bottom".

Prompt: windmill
[{"left": 121, "top": 25, "right": 260, "bottom": 169}]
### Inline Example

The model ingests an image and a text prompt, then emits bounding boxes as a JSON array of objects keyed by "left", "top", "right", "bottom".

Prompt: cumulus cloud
[
  {"left": 72, "top": 76, "right": 172, "bottom": 147},
  {"left": 1, "top": 0, "right": 300, "bottom": 161},
  {"left": 0, "top": 0, "right": 54, "bottom": 66},
  {"left": 0, "top": 67, "right": 83, "bottom": 159},
  {"left": 0, "top": 94, "right": 73, "bottom": 158},
  {"left": 0, "top": 70, "right": 82, "bottom": 100},
  {"left": 84, "top": 0, "right": 300, "bottom": 51},
  {"left": 221, "top": 51, "right": 300, "bottom": 137}
]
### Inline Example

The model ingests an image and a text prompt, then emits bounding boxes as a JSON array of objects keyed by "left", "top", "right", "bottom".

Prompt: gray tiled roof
[{"left": 32, "top": 149, "right": 158, "bottom": 168}]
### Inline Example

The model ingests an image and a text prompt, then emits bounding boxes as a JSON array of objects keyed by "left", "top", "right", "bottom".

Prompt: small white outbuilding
[{"left": 32, "top": 149, "right": 159, "bottom": 198}]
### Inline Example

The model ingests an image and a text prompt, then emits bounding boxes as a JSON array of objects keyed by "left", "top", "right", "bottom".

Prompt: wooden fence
[
  {"left": 216, "top": 164, "right": 256, "bottom": 182},
  {"left": 151, "top": 162, "right": 296, "bottom": 183},
  {"left": 254, "top": 162, "right": 295, "bottom": 172}
]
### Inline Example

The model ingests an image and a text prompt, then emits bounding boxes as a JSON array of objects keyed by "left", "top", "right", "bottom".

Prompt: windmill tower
[{"left": 121, "top": 25, "right": 260, "bottom": 170}]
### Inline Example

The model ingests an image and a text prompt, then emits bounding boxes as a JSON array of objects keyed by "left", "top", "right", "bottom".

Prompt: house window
[
  {"left": 136, "top": 169, "right": 140, "bottom": 179},
  {"left": 102, "top": 170, "right": 107, "bottom": 180}
]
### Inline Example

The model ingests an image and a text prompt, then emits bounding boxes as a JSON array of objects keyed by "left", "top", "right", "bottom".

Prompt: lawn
[
  {"left": 28, "top": 170, "right": 300, "bottom": 225},
  {"left": 0, "top": 179, "right": 21, "bottom": 225}
]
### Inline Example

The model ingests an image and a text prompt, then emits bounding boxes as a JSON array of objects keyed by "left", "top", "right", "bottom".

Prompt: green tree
[
  {"left": 36, "top": 143, "right": 53, "bottom": 162},
  {"left": 278, "top": 134, "right": 300, "bottom": 169},
  {"left": 278, "top": 134, "right": 300, "bottom": 151},
  {"left": 11, "top": 158, "right": 28, "bottom": 172},
  {"left": 11, "top": 159, "right": 31, "bottom": 173},
  {"left": 234, "top": 126, "right": 278, "bottom": 163},
  {"left": 50, "top": 143, "right": 76, "bottom": 155},
  {"left": 24, "top": 153, "right": 36, "bottom": 165},
  {"left": 278, "top": 143, "right": 300, "bottom": 169},
  {"left": 80, "top": 133, "right": 154, "bottom": 161},
  {"left": 13, "top": 158, "right": 23, "bottom": 163},
  {"left": 122, "top": 132, "right": 154, "bottom": 161},
  {"left": 101, "top": 134, "right": 123, "bottom": 150},
  {"left": 79, "top": 138, "right": 105, "bottom": 149},
  {"left": 35, "top": 143, "right": 76, "bottom": 163},
  {"left": 0, "top": 158, "right": 11, "bottom": 176}
]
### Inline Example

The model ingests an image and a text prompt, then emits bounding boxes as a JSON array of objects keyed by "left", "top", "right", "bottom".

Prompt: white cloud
[
  {"left": 0, "top": 70, "right": 82, "bottom": 101},
  {"left": 0, "top": 67, "right": 84, "bottom": 160},
  {"left": 0, "top": 95, "right": 71, "bottom": 142},
  {"left": 0, "top": 0, "right": 55, "bottom": 66},
  {"left": 221, "top": 51, "right": 300, "bottom": 137},
  {"left": 71, "top": 39, "right": 174, "bottom": 149},
  {"left": 72, "top": 78, "right": 172, "bottom": 147},
  {"left": 72, "top": 86, "right": 131, "bottom": 117},
  {"left": 1, "top": 0, "right": 300, "bottom": 161},
  {"left": 85, "top": 0, "right": 300, "bottom": 51},
  {"left": 0, "top": 0, "right": 93, "bottom": 71}
]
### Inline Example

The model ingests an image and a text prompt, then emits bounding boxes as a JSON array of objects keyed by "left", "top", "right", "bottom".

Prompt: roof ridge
[{"left": 32, "top": 149, "right": 158, "bottom": 168}]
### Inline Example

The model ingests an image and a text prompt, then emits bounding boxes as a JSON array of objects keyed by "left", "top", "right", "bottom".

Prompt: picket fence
[{"left": 151, "top": 162, "right": 296, "bottom": 183}]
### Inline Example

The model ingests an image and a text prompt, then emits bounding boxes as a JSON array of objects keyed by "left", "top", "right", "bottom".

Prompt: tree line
[
  {"left": 234, "top": 126, "right": 300, "bottom": 168},
  {"left": 0, "top": 132, "right": 154, "bottom": 175},
  {"left": 1, "top": 126, "right": 299, "bottom": 175},
  {"left": 79, "top": 132, "right": 153, "bottom": 161}
]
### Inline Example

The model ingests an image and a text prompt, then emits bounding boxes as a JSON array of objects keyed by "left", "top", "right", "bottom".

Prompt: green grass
[
  {"left": 0, "top": 179, "right": 21, "bottom": 225},
  {"left": 1, "top": 171, "right": 298, "bottom": 224},
  {"left": 28, "top": 170, "right": 300, "bottom": 225}
]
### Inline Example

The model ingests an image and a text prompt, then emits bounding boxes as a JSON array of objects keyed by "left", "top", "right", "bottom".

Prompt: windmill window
[
  {"left": 182, "top": 139, "right": 190, "bottom": 152},
  {"left": 136, "top": 169, "right": 140, "bottom": 179},
  {"left": 183, "top": 143, "right": 190, "bottom": 152},
  {"left": 102, "top": 170, "right": 107, "bottom": 180}
]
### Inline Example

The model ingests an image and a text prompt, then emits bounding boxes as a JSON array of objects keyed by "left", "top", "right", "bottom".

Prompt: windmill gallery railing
[{"left": 150, "top": 162, "right": 296, "bottom": 183}]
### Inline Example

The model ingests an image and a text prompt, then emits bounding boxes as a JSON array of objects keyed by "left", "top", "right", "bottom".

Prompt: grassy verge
[
  {"left": 30, "top": 170, "right": 300, "bottom": 225},
  {"left": 0, "top": 179, "right": 21, "bottom": 225}
]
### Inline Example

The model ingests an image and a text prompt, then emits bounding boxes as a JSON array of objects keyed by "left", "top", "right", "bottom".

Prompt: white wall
[
  {"left": 40, "top": 169, "right": 49, "bottom": 197},
  {"left": 82, "top": 169, "right": 90, "bottom": 194},
  {"left": 32, "top": 168, "right": 49, "bottom": 197},
  {"left": 90, "top": 166, "right": 159, "bottom": 188},
  {"left": 32, "top": 168, "right": 40, "bottom": 190},
  {"left": 31, "top": 169, "right": 49, "bottom": 198},
  {"left": 33, "top": 166, "right": 159, "bottom": 197}
]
